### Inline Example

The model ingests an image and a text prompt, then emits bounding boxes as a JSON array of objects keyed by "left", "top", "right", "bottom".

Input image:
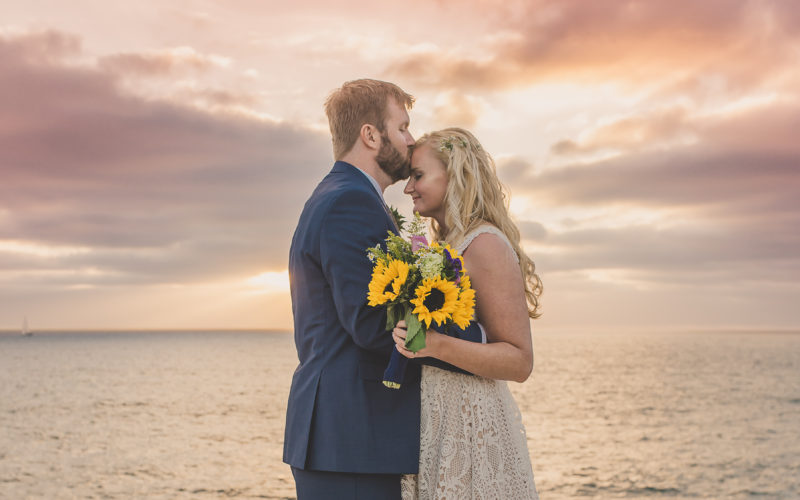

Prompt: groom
[{"left": 284, "top": 79, "right": 480, "bottom": 499}]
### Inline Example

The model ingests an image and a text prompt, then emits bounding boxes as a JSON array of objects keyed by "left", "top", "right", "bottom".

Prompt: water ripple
[{"left": 1, "top": 330, "right": 799, "bottom": 499}]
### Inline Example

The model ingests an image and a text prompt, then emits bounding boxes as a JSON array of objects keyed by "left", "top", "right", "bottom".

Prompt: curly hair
[{"left": 415, "top": 127, "right": 543, "bottom": 319}]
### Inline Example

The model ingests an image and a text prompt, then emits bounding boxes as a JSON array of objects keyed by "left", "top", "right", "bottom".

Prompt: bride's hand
[{"left": 392, "top": 320, "right": 437, "bottom": 359}]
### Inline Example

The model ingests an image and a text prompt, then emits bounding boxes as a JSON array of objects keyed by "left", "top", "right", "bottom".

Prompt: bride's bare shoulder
[{"left": 462, "top": 229, "right": 518, "bottom": 273}]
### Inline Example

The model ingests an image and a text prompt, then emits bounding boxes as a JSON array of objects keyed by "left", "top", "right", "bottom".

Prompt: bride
[{"left": 394, "top": 127, "right": 542, "bottom": 499}]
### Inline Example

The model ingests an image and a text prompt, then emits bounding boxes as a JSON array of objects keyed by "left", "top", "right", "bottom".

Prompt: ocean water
[{"left": 1, "top": 329, "right": 798, "bottom": 499}]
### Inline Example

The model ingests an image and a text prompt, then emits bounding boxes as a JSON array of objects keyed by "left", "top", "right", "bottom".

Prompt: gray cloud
[
  {"left": 0, "top": 30, "right": 332, "bottom": 289},
  {"left": 505, "top": 101, "right": 800, "bottom": 292},
  {"left": 99, "top": 47, "right": 225, "bottom": 77},
  {"left": 539, "top": 111, "right": 800, "bottom": 211}
]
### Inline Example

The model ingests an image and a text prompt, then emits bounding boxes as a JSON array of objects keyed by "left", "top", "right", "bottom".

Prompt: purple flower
[{"left": 443, "top": 248, "right": 463, "bottom": 285}]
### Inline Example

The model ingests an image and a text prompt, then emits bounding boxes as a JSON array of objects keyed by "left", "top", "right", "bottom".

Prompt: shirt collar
[
  {"left": 353, "top": 166, "right": 384, "bottom": 200},
  {"left": 356, "top": 167, "right": 383, "bottom": 199}
]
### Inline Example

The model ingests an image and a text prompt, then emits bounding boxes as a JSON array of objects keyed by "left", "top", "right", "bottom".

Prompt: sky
[{"left": 1, "top": 0, "right": 798, "bottom": 331}]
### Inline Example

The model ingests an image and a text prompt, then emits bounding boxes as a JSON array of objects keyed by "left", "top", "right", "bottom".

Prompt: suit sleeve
[
  {"left": 414, "top": 321, "right": 484, "bottom": 375},
  {"left": 319, "top": 189, "right": 395, "bottom": 353}
]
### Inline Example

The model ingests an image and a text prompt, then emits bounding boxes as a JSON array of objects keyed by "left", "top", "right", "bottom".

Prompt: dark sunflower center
[
  {"left": 384, "top": 280, "right": 395, "bottom": 294},
  {"left": 423, "top": 288, "right": 445, "bottom": 311}
]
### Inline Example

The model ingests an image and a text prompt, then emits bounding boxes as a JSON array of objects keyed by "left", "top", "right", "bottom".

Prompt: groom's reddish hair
[{"left": 325, "top": 79, "right": 414, "bottom": 160}]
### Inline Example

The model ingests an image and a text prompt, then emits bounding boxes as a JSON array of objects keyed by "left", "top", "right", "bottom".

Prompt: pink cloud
[
  {"left": 0, "top": 30, "right": 331, "bottom": 289},
  {"left": 387, "top": 0, "right": 800, "bottom": 91},
  {"left": 99, "top": 46, "right": 229, "bottom": 77}
]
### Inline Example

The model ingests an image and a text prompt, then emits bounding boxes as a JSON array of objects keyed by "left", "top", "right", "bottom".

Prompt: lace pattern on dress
[{"left": 401, "top": 367, "right": 538, "bottom": 500}]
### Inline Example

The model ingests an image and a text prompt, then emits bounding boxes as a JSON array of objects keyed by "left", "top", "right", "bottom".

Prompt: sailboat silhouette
[{"left": 21, "top": 317, "right": 33, "bottom": 337}]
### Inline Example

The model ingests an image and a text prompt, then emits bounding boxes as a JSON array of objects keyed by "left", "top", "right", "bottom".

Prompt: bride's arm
[{"left": 393, "top": 232, "right": 533, "bottom": 382}]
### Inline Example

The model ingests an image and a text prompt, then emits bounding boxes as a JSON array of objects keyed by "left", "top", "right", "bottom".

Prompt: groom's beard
[{"left": 376, "top": 131, "right": 412, "bottom": 183}]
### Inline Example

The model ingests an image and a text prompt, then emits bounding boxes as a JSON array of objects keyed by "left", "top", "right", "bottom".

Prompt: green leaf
[
  {"left": 389, "top": 206, "right": 406, "bottom": 232},
  {"left": 404, "top": 310, "right": 426, "bottom": 352},
  {"left": 385, "top": 304, "right": 399, "bottom": 331}
]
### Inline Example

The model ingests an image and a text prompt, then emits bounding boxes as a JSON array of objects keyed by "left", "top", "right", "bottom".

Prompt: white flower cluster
[{"left": 417, "top": 250, "right": 444, "bottom": 279}]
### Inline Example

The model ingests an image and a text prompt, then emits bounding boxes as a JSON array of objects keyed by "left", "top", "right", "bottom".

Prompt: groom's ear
[{"left": 360, "top": 123, "right": 380, "bottom": 151}]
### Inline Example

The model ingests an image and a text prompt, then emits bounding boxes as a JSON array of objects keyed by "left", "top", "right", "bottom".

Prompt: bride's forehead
[{"left": 412, "top": 152, "right": 445, "bottom": 172}]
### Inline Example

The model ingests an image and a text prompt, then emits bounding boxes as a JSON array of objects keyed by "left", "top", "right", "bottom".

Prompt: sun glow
[
  {"left": 246, "top": 270, "right": 290, "bottom": 294},
  {"left": 0, "top": 240, "right": 92, "bottom": 258}
]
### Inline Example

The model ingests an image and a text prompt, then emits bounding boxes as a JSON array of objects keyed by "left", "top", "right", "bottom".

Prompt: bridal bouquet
[{"left": 366, "top": 213, "right": 476, "bottom": 389}]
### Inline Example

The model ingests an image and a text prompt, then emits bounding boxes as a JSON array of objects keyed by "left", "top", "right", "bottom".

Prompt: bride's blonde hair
[{"left": 415, "top": 127, "right": 542, "bottom": 319}]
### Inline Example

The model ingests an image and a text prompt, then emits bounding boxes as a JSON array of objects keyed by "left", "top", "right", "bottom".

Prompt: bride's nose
[{"left": 403, "top": 179, "right": 414, "bottom": 194}]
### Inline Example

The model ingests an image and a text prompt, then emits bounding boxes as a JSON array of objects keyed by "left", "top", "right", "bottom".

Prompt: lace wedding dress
[{"left": 401, "top": 225, "right": 538, "bottom": 500}]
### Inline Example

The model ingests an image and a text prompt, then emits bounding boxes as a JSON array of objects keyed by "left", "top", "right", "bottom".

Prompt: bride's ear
[{"left": 360, "top": 123, "right": 380, "bottom": 151}]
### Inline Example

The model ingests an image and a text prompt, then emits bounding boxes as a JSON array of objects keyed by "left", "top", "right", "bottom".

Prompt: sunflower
[
  {"left": 451, "top": 286, "right": 476, "bottom": 329},
  {"left": 411, "top": 276, "right": 460, "bottom": 328},
  {"left": 367, "top": 259, "right": 409, "bottom": 306}
]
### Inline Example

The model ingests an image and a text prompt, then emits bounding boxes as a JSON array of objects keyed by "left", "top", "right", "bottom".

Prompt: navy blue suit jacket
[{"left": 283, "top": 161, "right": 480, "bottom": 474}]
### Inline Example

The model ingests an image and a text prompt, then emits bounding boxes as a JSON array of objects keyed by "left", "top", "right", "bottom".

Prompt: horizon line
[{"left": 1, "top": 326, "right": 800, "bottom": 335}]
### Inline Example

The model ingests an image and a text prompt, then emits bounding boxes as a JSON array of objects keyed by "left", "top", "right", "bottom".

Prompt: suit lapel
[
  {"left": 381, "top": 203, "right": 400, "bottom": 233},
  {"left": 332, "top": 161, "right": 400, "bottom": 234}
]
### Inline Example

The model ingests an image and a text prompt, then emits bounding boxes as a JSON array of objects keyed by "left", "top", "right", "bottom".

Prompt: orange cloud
[
  {"left": 551, "top": 106, "right": 694, "bottom": 156},
  {"left": 431, "top": 91, "right": 484, "bottom": 128},
  {"left": 387, "top": 0, "right": 800, "bottom": 92}
]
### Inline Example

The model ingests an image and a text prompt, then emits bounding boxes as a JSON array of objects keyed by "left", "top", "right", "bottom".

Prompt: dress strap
[{"left": 456, "top": 225, "right": 518, "bottom": 262}]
